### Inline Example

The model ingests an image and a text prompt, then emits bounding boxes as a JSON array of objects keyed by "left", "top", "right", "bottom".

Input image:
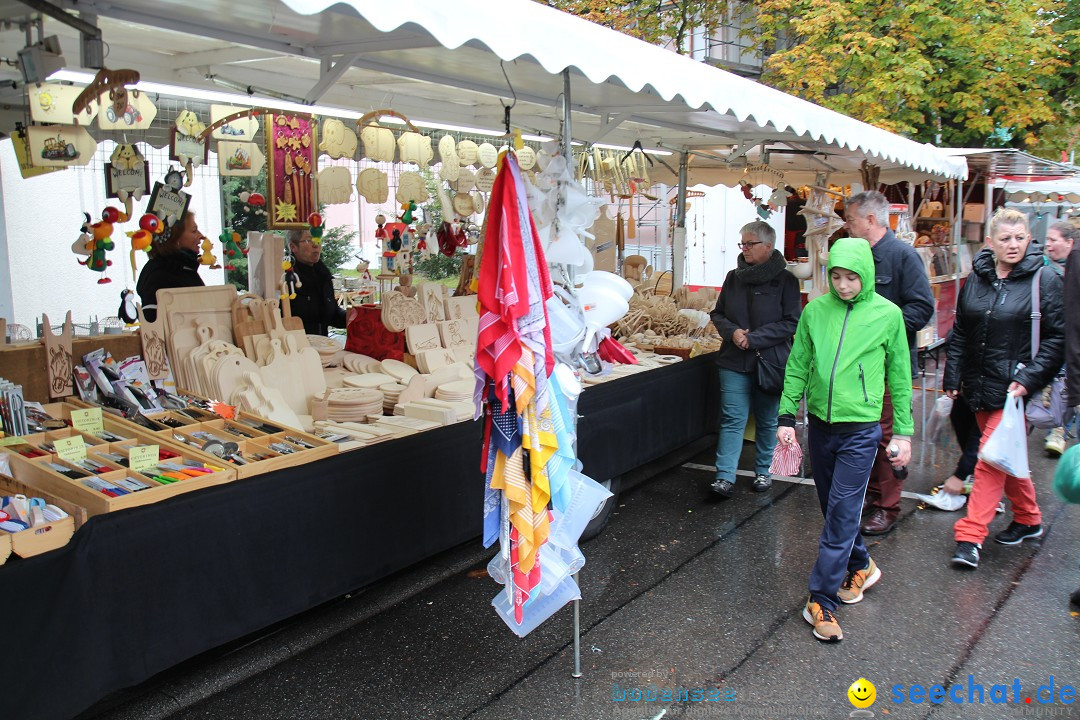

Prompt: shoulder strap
[{"left": 1030, "top": 265, "right": 1043, "bottom": 358}]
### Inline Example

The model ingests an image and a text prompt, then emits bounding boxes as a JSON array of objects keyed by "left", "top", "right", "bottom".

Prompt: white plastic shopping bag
[{"left": 978, "top": 395, "right": 1030, "bottom": 478}]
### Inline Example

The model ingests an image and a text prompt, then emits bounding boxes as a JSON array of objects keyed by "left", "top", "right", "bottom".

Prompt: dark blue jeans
[{"left": 807, "top": 422, "right": 882, "bottom": 611}]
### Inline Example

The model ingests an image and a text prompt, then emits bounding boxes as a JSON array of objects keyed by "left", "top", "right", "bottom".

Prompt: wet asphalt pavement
[{"left": 84, "top": 390, "right": 1080, "bottom": 720}]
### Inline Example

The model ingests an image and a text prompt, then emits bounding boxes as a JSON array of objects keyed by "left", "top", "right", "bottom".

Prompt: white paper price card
[
  {"left": 70, "top": 407, "right": 104, "bottom": 435},
  {"left": 53, "top": 436, "right": 87, "bottom": 464},
  {"left": 128, "top": 445, "right": 159, "bottom": 474}
]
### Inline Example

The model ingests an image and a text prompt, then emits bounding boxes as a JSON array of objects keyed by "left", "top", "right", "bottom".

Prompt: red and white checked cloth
[{"left": 770, "top": 440, "right": 803, "bottom": 477}]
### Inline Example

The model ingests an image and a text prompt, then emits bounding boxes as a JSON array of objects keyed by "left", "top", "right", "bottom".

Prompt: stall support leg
[
  {"left": 572, "top": 570, "right": 582, "bottom": 678},
  {"left": 561, "top": 66, "right": 585, "bottom": 681},
  {"left": 920, "top": 368, "right": 927, "bottom": 467}
]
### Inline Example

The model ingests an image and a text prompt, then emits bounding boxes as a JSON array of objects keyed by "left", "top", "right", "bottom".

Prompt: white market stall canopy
[
  {"left": 995, "top": 179, "right": 1080, "bottom": 204},
  {"left": 0, "top": 0, "right": 966, "bottom": 188},
  {"left": 946, "top": 148, "right": 1075, "bottom": 183}
]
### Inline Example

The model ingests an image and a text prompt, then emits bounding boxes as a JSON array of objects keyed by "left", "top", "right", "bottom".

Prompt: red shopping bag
[{"left": 770, "top": 440, "right": 803, "bottom": 477}]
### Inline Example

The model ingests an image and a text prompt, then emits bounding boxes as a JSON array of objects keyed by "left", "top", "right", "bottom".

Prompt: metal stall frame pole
[
  {"left": 672, "top": 152, "right": 690, "bottom": 290},
  {"left": 563, "top": 67, "right": 585, "bottom": 681}
]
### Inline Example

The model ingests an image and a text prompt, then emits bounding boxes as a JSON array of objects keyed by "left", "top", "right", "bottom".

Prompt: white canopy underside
[{"left": 0, "top": 0, "right": 969, "bottom": 187}]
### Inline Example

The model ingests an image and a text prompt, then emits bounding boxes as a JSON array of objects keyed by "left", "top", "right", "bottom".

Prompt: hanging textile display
[{"left": 475, "top": 151, "right": 612, "bottom": 636}]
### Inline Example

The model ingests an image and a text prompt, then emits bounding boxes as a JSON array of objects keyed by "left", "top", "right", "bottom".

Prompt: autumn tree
[
  {"left": 544, "top": 0, "right": 729, "bottom": 54},
  {"left": 540, "top": 0, "right": 1075, "bottom": 154}
]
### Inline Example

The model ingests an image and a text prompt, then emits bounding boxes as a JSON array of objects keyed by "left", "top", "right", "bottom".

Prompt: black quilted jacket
[{"left": 944, "top": 245, "right": 1064, "bottom": 411}]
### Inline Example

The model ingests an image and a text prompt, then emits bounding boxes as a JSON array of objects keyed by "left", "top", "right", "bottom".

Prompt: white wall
[
  {"left": 0, "top": 138, "right": 224, "bottom": 331},
  {"left": 684, "top": 183, "right": 786, "bottom": 288}
]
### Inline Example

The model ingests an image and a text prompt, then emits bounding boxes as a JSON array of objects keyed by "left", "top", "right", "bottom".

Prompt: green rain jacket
[{"left": 777, "top": 237, "right": 914, "bottom": 436}]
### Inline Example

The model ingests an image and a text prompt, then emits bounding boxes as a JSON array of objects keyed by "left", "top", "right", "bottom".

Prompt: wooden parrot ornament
[
  {"left": 77, "top": 206, "right": 127, "bottom": 283},
  {"left": 218, "top": 229, "right": 248, "bottom": 270}
]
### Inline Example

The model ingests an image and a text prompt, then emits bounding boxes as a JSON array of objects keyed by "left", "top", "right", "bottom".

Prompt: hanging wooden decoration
[
  {"left": 397, "top": 132, "right": 433, "bottom": 166},
  {"left": 170, "top": 110, "right": 208, "bottom": 186},
  {"left": 105, "top": 144, "right": 149, "bottom": 217},
  {"left": 396, "top": 171, "right": 429, "bottom": 204},
  {"left": 265, "top": 113, "right": 319, "bottom": 229},
  {"left": 96, "top": 89, "right": 157, "bottom": 131},
  {"left": 147, "top": 169, "right": 192, "bottom": 231},
  {"left": 28, "top": 83, "right": 98, "bottom": 125},
  {"left": 319, "top": 118, "right": 358, "bottom": 159},
  {"left": 456, "top": 140, "right": 479, "bottom": 166},
  {"left": 210, "top": 104, "right": 260, "bottom": 141},
  {"left": 217, "top": 141, "right": 265, "bottom": 177},
  {"left": 10, "top": 132, "right": 61, "bottom": 179},
  {"left": 438, "top": 135, "right": 459, "bottom": 182},
  {"left": 357, "top": 167, "right": 389, "bottom": 204},
  {"left": 25, "top": 124, "right": 95, "bottom": 167},
  {"left": 360, "top": 125, "right": 395, "bottom": 161},
  {"left": 317, "top": 166, "right": 354, "bottom": 205}
]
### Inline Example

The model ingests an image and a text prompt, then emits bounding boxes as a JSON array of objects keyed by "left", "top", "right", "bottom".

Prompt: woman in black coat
[
  {"left": 136, "top": 210, "right": 205, "bottom": 322},
  {"left": 708, "top": 220, "right": 802, "bottom": 498},
  {"left": 943, "top": 208, "right": 1064, "bottom": 569}
]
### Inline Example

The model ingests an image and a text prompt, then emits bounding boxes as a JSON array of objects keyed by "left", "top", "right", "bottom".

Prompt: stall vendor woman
[{"left": 136, "top": 210, "right": 205, "bottom": 322}]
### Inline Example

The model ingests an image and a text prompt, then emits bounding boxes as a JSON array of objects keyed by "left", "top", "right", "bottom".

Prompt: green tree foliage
[
  {"left": 222, "top": 169, "right": 356, "bottom": 286},
  {"left": 317, "top": 222, "right": 357, "bottom": 274},
  {"left": 221, "top": 169, "right": 268, "bottom": 291},
  {"left": 413, "top": 251, "right": 463, "bottom": 281},
  {"left": 540, "top": 0, "right": 1075, "bottom": 154}
]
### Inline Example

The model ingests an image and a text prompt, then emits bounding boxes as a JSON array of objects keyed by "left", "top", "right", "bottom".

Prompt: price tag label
[
  {"left": 53, "top": 435, "right": 87, "bottom": 464},
  {"left": 70, "top": 407, "right": 104, "bottom": 435},
  {"left": 128, "top": 445, "right": 159, "bottom": 474},
  {"left": 0, "top": 436, "right": 25, "bottom": 446}
]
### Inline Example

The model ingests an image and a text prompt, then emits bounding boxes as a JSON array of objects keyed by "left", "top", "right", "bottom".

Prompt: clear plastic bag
[
  {"left": 925, "top": 394, "right": 953, "bottom": 445},
  {"left": 979, "top": 395, "right": 1030, "bottom": 478}
]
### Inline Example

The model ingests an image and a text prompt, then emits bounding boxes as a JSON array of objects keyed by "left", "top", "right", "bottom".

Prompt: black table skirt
[{"left": 1, "top": 355, "right": 718, "bottom": 720}]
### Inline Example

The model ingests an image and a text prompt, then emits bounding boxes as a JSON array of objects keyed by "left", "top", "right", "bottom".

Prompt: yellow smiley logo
[{"left": 848, "top": 678, "right": 876, "bottom": 709}]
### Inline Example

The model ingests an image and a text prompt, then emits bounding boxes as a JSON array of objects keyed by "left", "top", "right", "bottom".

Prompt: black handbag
[{"left": 755, "top": 348, "right": 786, "bottom": 395}]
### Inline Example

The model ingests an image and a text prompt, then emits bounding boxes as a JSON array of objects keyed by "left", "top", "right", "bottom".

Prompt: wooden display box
[
  {"left": 0, "top": 474, "right": 83, "bottom": 563},
  {"left": 44, "top": 402, "right": 230, "bottom": 473},
  {"left": 63, "top": 399, "right": 337, "bottom": 479},
  {"left": 0, "top": 428, "right": 235, "bottom": 517},
  {"left": 160, "top": 418, "right": 336, "bottom": 479}
]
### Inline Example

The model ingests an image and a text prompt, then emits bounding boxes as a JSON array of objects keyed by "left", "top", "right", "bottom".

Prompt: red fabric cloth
[
  {"left": 476, "top": 160, "right": 531, "bottom": 406},
  {"left": 344, "top": 305, "right": 404, "bottom": 360},
  {"left": 954, "top": 408, "right": 1042, "bottom": 544}
]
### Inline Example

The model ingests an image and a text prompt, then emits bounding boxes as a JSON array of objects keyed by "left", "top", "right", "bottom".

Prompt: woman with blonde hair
[{"left": 944, "top": 208, "right": 1064, "bottom": 568}]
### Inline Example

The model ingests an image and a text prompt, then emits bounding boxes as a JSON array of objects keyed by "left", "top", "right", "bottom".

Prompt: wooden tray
[
  {"left": 0, "top": 433, "right": 235, "bottom": 517},
  {"left": 0, "top": 475, "right": 82, "bottom": 561}
]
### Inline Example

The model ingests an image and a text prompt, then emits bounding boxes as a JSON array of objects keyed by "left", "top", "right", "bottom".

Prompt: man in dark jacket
[
  {"left": 287, "top": 228, "right": 347, "bottom": 336},
  {"left": 1063, "top": 227, "right": 1080, "bottom": 610},
  {"left": 844, "top": 191, "right": 935, "bottom": 535},
  {"left": 709, "top": 221, "right": 802, "bottom": 498}
]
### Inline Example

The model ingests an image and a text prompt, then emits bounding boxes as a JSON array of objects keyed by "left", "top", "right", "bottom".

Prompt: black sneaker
[
  {"left": 752, "top": 474, "right": 772, "bottom": 492},
  {"left": 710, "top": 479, "right": 735, "bottom": 499},
  {"left": 1070, "top": 587, "right": 1080, "bottom": 612},
  {"left": 952, "top": 541, "right": 981, "bottom": 568},
  {"left": 994, "top": 522, "right": 1043, "bottom": 546}
]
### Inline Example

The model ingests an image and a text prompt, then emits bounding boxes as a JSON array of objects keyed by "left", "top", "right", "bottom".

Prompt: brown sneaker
[
  {"left": 838, "top": 557, "right": 881, "bottom": 604},
  {"left": 802, "top": 597, "right": 843, "bottom": 642}
]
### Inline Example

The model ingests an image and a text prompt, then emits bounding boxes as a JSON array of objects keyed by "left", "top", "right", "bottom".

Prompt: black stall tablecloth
[{"left": 1, "top": 354, "right": 717, "bottom": 720}]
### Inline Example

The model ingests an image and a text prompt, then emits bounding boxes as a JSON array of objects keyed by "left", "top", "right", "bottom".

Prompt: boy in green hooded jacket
[{"left": 776, "top": 237, "right": 914, "bottom": 641}]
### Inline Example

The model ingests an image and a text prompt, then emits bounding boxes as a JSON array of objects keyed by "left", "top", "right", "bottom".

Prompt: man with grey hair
[
  {"left": 708, "top": 220, "right": 802, "bottom": 498},
  {"left": 286, "top": 227, "right": 347, "bottom": 335},
  {"left": 844, "top": 191, "right": 934, "bottom": 536}
]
